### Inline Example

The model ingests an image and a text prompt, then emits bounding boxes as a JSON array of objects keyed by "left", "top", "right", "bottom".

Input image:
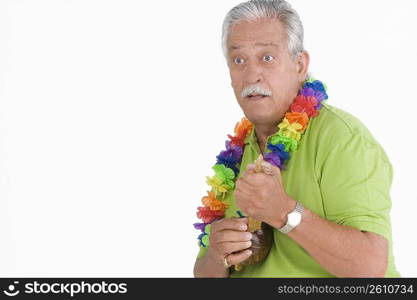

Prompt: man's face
[{"left": 227, "top": 18, "right": 307, "bottom": 126}]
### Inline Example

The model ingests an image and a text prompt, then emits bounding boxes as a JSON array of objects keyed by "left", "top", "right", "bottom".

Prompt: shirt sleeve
[
  {"left": 319, "top": 132, "right": 393, "bottom": 241},
  {"left": 196, "top": 245, "right": 208, "bottom": 260}
]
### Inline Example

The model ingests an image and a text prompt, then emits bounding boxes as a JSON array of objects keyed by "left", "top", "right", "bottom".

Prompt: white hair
[
  {"left": 241, "top": 84, "right": 272, "bottom": 98},
  {"left": 221, "top": 0, "right": 305, "bottom": 60}
]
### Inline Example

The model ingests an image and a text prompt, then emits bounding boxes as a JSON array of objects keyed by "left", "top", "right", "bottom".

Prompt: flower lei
[{"left": 194, "top": 78, "right": 328, "bottom": 248}]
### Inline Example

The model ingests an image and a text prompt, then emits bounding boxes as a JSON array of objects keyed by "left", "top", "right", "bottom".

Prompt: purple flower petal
[
  {"left": 225, "top": 140, "right": 243, "bottom": 159},
  {"left": 193, "top": 222, "right": 207, "bottom": 232},
  {"left": 314, "top": 91, "right": 326, "bottom": 101},
  {"left": 300, "top": 87, "right": 315, "bottom": 97},
  {"left": 264, "top": 152, "right": 283, "bottom": 169}
]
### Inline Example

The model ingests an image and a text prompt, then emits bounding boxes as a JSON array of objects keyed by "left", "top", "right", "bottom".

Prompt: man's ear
[{"left": 296, "top": 50, "right": 310, "bottom": 81}]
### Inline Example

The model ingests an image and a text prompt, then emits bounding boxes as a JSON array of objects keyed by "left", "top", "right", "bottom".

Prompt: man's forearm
[
  {"left": 194, "top": 250, "right": 229, "bottom": 278},
  {"left": 274, "top": 198, "right": 388, "bottom": 277}
]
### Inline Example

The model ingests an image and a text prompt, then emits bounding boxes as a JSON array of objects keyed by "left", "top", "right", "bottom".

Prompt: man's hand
[
  {"left": 235, "top": 161, "right": 295, "bottom": 229},
  {"left": 207, "top": 217, "right": 253, "bottom": 267}
]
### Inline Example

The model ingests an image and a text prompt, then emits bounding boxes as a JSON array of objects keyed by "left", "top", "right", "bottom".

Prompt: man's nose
[{"left": 244, "top": 61, "right": 263, "bottom": 84}]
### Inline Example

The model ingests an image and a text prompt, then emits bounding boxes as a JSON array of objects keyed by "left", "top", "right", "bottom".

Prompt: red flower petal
[
  {"left": 227, "top": 134, "right": 245, "bottom": 147},
  {"left": 291, "top": 95, "right": 319, "bottom": 117},
  {"left": 196, "top": 207, "right": 225, "bottom": 223}
]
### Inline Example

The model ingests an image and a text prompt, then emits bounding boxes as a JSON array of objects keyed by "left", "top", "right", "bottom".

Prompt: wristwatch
[{"left": 278, "top": 201, "right": 304, "bottom": 234}]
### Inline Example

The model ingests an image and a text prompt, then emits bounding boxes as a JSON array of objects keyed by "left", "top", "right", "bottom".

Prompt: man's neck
[{"left": 255, "top": 123, "right": 279, "bottom": 153}]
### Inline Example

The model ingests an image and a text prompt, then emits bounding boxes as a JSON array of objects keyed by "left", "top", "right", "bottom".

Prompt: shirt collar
[{"left": 244, "top": 126, "right": 257, "bottom": 145}]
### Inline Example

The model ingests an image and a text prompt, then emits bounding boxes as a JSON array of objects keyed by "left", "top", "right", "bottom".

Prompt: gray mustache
[{"left": 241, "top": 85, "right": 272, "bottom": 98}]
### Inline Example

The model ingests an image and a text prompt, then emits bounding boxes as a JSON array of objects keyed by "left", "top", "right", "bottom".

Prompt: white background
[{"left": 0, "top": 0, "right": 416, "bottom": 277}]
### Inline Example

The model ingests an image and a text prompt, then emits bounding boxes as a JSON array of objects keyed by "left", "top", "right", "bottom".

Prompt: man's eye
[
  {"left": 263, "top": 55, "right": 274, "bottom": 62},
  {"left": 233, "top": 56, "right": 245, "bottom": 64}
]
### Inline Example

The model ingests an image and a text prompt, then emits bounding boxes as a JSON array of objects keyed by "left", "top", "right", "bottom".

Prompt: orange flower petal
[
  {"left": 234, "top": 117, "right": 253, "bottom": 136},
  {"left": 285, "top": 112, "right": 309, "bottom": 130},
  {"left": 201, "top": 191, "right": 229, "bottom": 211}
]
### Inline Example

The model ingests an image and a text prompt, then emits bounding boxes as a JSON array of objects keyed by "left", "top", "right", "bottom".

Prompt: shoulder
[
  {"left": 309, "top": 103, "right": 379, "bottom": 146},
  {"left": 305, "top": 103, "right": 391, "bottom": 166}
]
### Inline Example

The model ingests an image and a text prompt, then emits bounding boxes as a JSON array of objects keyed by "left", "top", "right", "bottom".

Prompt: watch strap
[{"left": 278, "top": 201, "right": 304, "bottom": 234}]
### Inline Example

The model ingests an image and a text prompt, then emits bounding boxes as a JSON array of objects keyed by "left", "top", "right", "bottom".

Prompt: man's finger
[
  {"left": 221, "top": 241, "right": 252, "bottom": 254},
  {"left": 211, "top": 217, "right": 248, "bottom": 233},
  {"left": 226, "top": 249, "right": 253, "bottom": 266},
  {"left": 261, "top": 160, "right": 280, "bottom": 176},
  {"left": 245, "top": 163, "right": 257, "bottom": 173},
  {"left": 212, "top": 230, "right": 252, "bottom": 243},
  {"left": 236, "top": 176, "right": 255, "bottom": 190},
  {"left": 244, "top": 160, "right": 280, "bottom": 177}
]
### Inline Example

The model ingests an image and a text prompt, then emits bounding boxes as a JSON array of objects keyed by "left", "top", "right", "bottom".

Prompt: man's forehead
[{"left": 228, "top": 19, "right": 286, "bottom": 51}]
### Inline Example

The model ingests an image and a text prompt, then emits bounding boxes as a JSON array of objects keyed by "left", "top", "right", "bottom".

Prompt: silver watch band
[{"left": 278, "top": 201, "right": 304, "bottom": 234}]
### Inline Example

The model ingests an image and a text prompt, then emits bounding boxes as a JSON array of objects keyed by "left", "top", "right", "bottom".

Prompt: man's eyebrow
[
  {"left": 254, "top": 42, "right": 279, "bottom": 48},
  {"left": 229, "top": 45, "right": 241, "bottom": 51},
  {"left": 229, "top": 42, "right": 279, "bottom": 51}
]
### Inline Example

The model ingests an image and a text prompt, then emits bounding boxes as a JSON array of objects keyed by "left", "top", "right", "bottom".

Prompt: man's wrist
[{"left": 272, "top": 196, "right": 297, "bottom": 229}]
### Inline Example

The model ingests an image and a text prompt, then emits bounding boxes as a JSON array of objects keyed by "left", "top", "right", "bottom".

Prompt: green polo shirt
[{"left": 196, "top": 103, "right": 400, "bottom": 277}]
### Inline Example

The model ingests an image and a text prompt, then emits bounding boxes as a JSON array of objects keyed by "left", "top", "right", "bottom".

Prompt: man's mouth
[{"left": 246, "top": 93, "right": 268, "bottom": 100}]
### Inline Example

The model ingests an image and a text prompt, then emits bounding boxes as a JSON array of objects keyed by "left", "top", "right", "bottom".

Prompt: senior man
[{"left": 193, "top": 0, "right": 399, "bottom": 277}]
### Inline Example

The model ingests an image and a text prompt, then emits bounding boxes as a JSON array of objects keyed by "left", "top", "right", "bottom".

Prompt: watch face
[{"left": 288, "top": 212, "right": 301, "bottom": 227}]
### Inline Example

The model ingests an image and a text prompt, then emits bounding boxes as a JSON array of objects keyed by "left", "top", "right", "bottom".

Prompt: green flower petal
[
  {"left": 204, "top": 224, "right": 211, "bottom": 235},
  {"left": 201, "top": 234, "right": 209, "bottom": 247},
  {"left": 212, "top": 164, "right": 235, "bottom": 183},
  {"left": 223, "top": 167, "right": 235, "bottom": 180},
  {"left": 270, "top": 135, "right": 298, "bottom": 152}
]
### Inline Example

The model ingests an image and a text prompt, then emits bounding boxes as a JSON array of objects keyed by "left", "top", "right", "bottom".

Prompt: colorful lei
[{"left": 194, "top": 78, "right": 328, "bottom": 248}]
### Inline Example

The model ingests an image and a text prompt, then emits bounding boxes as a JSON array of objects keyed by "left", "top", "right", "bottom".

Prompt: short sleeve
[
  {"left": 319, "top": 132, "right": 393, "bottom": 241},
  {"left": 196, "top": 245, "right": 208, "bottom": 260}
]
